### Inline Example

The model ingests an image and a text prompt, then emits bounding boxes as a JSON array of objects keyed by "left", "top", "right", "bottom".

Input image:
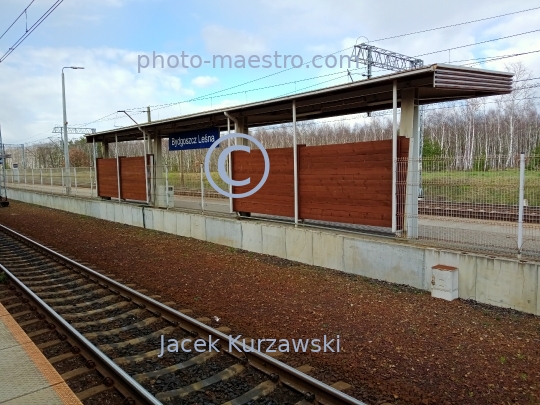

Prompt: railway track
[
  {"left": 418, "top": 200, "right": 540, "bottom": 223},
  {"left": 0, "top": 224, "right": 363, "bottom": 405}
]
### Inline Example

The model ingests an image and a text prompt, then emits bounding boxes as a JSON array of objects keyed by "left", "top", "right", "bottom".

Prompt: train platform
[{"left": 0, "top": 302, "right": 81, "bottom": 405}]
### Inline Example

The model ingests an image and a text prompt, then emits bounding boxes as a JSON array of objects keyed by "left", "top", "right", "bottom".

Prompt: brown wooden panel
[
  {"left": 96, "top": 158, "right": 118, "bottom": 198},
  {"left": 233, "top": 147, "right": 294, "bottom": 216},
  {"left": 231, "top": 138, "right": 409, "bottom": 228},
  {"left": 120, "top": 156, "right": 146, "bottom": 201},
  {"left": 299, "top": 139, "right": 409, "bottom": 227}
]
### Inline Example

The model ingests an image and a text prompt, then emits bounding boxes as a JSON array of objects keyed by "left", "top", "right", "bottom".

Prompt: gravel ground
[{"left": 2, "top": 201, "right": 540, "bottom": 405}]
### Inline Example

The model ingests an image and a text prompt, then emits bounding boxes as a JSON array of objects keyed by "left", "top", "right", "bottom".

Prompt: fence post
[
  {"left": 74, "top": 167, "right": 77, "bottom": 196},
  {"left": 31, "top": 168, "right": 34, "bottom": 189},
  {"left": 200, "top": 162, "right": 204, "bottom": 212},
  {"left": 293, "top": 100, "right": 299, "bottom": 227},
  {"left": 61, "top": 169, "right": 64, "bottom": 193},
  {"left": 227, "top": 117, "right": 233, "bottom": 214},
  {"left": 392, "top": 79, "right": 398, "bottom": 233},
  {"left": 115, "top": 134, "right": 121, "bottom": 202},
  {"left": 50, "top": 168, "right": 53, "bottom": 187},
  {"left": 165, "top": 165, "right": 169, "bottom": 208},
  {"left": 40, "top": 169, "right": 43, "bottom": 193},
  {"left": 517, "top": 152, "right": 525, "bottom": 256}
]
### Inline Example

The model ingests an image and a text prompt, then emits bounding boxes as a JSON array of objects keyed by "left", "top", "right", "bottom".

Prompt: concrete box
[{"left": 431, "top": 265, "right": 459, "bottom": 301}]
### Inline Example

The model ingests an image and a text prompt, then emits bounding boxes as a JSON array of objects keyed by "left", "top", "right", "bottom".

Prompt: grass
[
  {"left": 422, "top": 169, "right": 540, "bottom": 206},
  {"left": 166, "top": 171, "right": 228, "bottom": 191},
  {"left": 0, "top": 272, "right": 7, "bottom": 284}
]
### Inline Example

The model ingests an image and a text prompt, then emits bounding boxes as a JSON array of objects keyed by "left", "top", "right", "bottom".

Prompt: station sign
[{"left": 168, "top": 127, "right": 220, "bottom": 151}]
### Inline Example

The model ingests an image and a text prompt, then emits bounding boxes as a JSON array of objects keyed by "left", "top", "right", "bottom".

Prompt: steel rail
[
  {"left": 0, "top": 223, "right": 366, "bottom": 405},
  {"left": 0, "top": 262, "right": 162, "bottom": 405}
]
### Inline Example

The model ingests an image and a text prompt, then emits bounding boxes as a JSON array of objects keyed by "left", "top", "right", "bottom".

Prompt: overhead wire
[
  {"left": 0, "top": 0, "right": 35, "bottom": 41},
  {"left": 0, "top": 0, "right": 64, "bottom": 64},
  {"left": 82, "top": 5, "right": 540, "bottom": 121},
  {"left": 20, "top": 6, "right": 540, "bottom": 143}
]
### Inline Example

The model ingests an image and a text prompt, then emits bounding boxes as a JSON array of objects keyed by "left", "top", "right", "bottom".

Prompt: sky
[{"left": 0, "top": 0, "right": 539, "bottom": 145}]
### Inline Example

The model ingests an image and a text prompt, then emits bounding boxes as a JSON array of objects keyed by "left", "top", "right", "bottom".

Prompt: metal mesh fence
[
  {"left": 400, "top": 155, "right": 540, "bottom": 260},
  {"left": 4, "top": 167, "right": 97, "bottom": 198},
  {"left": 4, "top": 155, "right": 540, "bottom": 259}
]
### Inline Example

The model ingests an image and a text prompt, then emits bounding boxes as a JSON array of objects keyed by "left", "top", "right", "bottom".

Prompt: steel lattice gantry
[{"left": 351, "top": 44, "right": 424, "bottom": 74}]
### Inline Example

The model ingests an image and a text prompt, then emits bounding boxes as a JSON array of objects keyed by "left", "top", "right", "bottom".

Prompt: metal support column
[
  {"left": 227, "top": 117, "right": 233, "bottom": 214},
  {"left": 200, "top": 163, "right": 204, "bottom": 212},
  {"left": 143, "top": 130, "right": 149, "bottom": 204},
  {"left": 392, "top": 80, "right": 398, "bottom": 233},
  {"left": 93, "top": 138, "right": 97, "bottom": 197},
  {"left": 115, "top": 135, "right": 121, "bottom": 202},
  {"left": 293, "top": 100, "right": 299, "bottom": 226},
  {"left": 402, "top": 88, "right": 420, "bottom": 238},
  {"left": 518, "top": 152, "right": 525, "bottom": 256}
]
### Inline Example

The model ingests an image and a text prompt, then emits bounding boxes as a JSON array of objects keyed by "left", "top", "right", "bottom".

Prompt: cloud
[
  {"left": 191, "top": 76, "right": 219, "bottom": 87},
  {"left": 202, "top": 25, "right": 267, "bottom": 55},
  {"left": 0, "top": 47, "right": 196, "bottom": 144}
]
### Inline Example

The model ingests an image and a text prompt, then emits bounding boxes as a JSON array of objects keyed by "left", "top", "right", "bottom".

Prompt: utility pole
[{"left": 61, "top": 66, "right": 84, "bottom": 195}]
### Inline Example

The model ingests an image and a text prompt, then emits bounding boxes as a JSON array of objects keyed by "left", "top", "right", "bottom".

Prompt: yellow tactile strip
[
  {"left": 0, "top": 301, "right": 83, "bottom": 405},
  {"left": 0, "top": 301, "right": 9, "bottom": 317}
]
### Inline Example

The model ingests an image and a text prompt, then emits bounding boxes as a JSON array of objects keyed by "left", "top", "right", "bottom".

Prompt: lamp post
[{"left": 62, "top": 66, "right": 84, "bottom": 194}]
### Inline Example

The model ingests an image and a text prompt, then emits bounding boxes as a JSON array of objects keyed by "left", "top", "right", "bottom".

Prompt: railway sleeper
[
  {"left": 43, "top": 288, "right": 108, "bottom": 304},
  {"left": 14, "top": 268, "right": 71, "bottom": 280},
  {"left": 20, "top": 273, "right": 79, "bottom": 286},
  {"left": 98, "top": 325, "right": 176, "bottom": 351},
  {"left": 71, "top": 308, "right": 144, "bottom": 328},
  {"left": 156, "top": 363, "right": 245, "bottom": 401},
  {"left": 221, "top": 380, "right": 276, "bottom": 405},
  {"left": 61, "top": 301, "right": 132, "bottom": 319},
  {"left": 52, "top": 293, "right": 118, "bottom": 311},
  {"left": 37, "top": 283, "right": 96, "bottom": 297},
  {"left": 133, "top": 349, "right": 216, "bottom": 382},
  {"left": 29, "top": 279, "right": 82, "bottom": 292},
  {"left": 83, "top": 316, "right": 160, "bottom": 339}
]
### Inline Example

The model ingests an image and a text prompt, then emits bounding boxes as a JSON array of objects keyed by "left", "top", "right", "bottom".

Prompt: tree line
[{"left": 7, "top": 63, "right": 539, "bottom": 172}]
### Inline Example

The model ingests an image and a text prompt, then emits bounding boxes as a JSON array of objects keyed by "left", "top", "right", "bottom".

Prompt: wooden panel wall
[
  {"left": 97, "top": 156, "right": 148, "bottom": 201},
  {"left": 120, "top": 157, "right": 146, "bottom": 201},
  {"left": 299, "top": 139, "right": 409, "bottom": 227},
  {"left": 231, "top": 138, "right": 409, "bottom": 228},
  {"left": 96, "top": 158, "right": 118, "bottom": 198},
  {"left": 232, "top": 147, "right": 294, "bottom": 217}
]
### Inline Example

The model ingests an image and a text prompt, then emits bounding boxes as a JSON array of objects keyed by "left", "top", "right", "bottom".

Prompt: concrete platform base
[{"left": 0, "top": 302, "right": 82, "bottom": 405}]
